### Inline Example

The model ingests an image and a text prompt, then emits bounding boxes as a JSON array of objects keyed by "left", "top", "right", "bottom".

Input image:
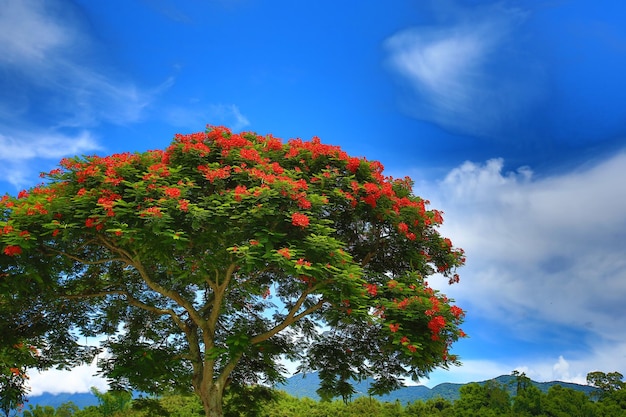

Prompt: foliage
[
  {"left": 586, "top": 371, "right": 625, "bottom": 400},
  {"left": 23, "top": 402, "right": 79, "bottom": 417},
  {"left": 13, "top": 374, "right": 626, "bottom": 417},
  {"left": 452, "top": 381, "right": 510, "bottom": 416},
  {"left": 0, "top": 126, "right": 466, "bottom": 416},
  {"left": 89, "top": 388, "right": 132, "bottom": 417},
  {"left": 0, "top": 344, "right": 34, "bottom": 417}
]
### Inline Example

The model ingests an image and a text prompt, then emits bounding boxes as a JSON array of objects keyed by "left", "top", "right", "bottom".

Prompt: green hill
[
  {"left": 25, "top": 373, "right": 595, "bottom": 409},
  {"left": 276, "top": 372, "right": 595, "bottom": 404}
]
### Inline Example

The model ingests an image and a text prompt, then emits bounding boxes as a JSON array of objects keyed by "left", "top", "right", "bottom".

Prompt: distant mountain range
[
  {"left": 25, "top": 392, "right": 100, "bottom": 410},
  {"left": 276, "top": 373, "right": 595, "bottom": 404},
  {"left": 25, "top": 373, "right": 595, "bottom": 409}
]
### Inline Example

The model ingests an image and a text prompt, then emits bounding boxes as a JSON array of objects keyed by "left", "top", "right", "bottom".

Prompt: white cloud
[
  {"left": 0, "top": 0, "right": 170, "bottom": 138},
  {"left": 28, "top": 360, "right": 108, "bottom": 396},
  {"left": 0, "top": 0, "right": 71, "bottom": 66},
  {"left": 385, "top": 2, "right": 544, "bottom": 139},
  {"left": 421, "top": 354, "right": 595, "bottom": 387},
  {"left": 0, "top": 128, "right": 101, "bottom": 189},
  {"left": 419, "top": 359, "right": 513, "bottom": 387},
  {"left": 414, "top": 151, "right": 626, "bottom": 382},
  {"left": 0, "top": 130, "right": 100, "bottom": 161},
  {"left": 0, "top": 0, "right": 177, "bottom": 190}
]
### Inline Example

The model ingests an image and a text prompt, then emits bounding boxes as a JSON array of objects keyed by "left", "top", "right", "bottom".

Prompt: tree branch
[
  {"left": 96, "top": 235, "right": 209, "bottom": 331},
  {"left": 250, "top": 290, "right": 325, "bottom": 345}
]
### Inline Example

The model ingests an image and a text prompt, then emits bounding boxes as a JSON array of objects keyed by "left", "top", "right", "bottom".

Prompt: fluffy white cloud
[
  {"left": 413, "top": 151, "right": 626, "bottom": 382},
  {"left": 28, "top": 360, "right": 108, "bottom": 396}
]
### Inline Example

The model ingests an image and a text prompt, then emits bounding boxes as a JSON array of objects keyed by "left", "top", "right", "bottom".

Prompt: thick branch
[
  {"left": 96, "top": 235, "right": 209, "bottom": 330},
  {"left": 250, "top": 290, "right": 325, "bottom": 345},
  {"left": 63, "top": 289, "right": 187, "bottom": 332},
  {"left": 206, "top": 263, "right": 237, "bottom": 335},
  {"left": 45, "top": 247, "right": 126, "bottom": 266}
]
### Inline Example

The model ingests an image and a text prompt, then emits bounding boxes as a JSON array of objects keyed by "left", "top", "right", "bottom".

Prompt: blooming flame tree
[{"left": 0, "top": 126, "right": 465, "bottom": 417}]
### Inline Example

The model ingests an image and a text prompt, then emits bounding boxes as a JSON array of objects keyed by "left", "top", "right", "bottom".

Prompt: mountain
[
  {"left": 25, "top": 374, "right": 595, "bottom": 408},
  {"left": 275, "top": 372, "right": 596, "bottom": 404},
  {"left": 24, "top": 392, "right": 99, "bottom": 410}
]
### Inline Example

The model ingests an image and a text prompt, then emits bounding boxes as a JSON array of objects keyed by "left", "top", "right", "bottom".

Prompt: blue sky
[{"left": 2, "top": 0, "right": 626, "bottom": 395}]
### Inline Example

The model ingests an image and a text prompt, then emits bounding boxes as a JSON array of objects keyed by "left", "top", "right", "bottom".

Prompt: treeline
[{"left": 20, "top": 373, "right": 626, "bottom": 417}]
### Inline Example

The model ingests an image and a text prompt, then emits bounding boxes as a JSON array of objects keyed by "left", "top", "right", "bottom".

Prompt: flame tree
[{"left": 0, "top": 126, "right": 465, "bottom": 417}]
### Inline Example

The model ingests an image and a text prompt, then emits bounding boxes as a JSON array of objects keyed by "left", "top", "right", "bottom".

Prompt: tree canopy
[{"left": 0, "top": 126, "right": 466, "bottom": 417}]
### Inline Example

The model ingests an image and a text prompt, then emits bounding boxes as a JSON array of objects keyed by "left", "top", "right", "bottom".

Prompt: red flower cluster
[
  {"left": 163, "top": 187, "right": 181, "bottom": 198},
  {"left": 296, "top": 258, "right": 312, "bottom": 267},
  {"left": 234, "top": 185, "right": 248, "bottom": 202},
  {"left": 428, "top": 316, "right": 446, "bottom": 334},
  {"left": 277, "top": 248, "right": 291, "bottom": 259},
  {"left": 365, "top": 283, "right": 378, "bottom": 297},
  {"left": 3, "top": 245, "right": 22, "bottom": 256},
  {"left": 141, "top": 207, "right": 163, "bottom": 218},
  {"left": 450, "top": 305, "right": 464, "bottom": 319},
  {"left": 291, "top": 212, "right": 310, "bottom": 228}
]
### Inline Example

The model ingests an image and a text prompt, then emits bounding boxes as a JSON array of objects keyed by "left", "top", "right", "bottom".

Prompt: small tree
[
  {"left": 586, "top": 371, "right": 624, "bottom": 399},
  {"left": 0, "top": 349, "right": 29, "bottom": 417},
  {"left": 454, "top": 381, "right": 511, "bottom": 416},
  {"left": 0, "top": 126, "right": 466, "bottom": 417}
]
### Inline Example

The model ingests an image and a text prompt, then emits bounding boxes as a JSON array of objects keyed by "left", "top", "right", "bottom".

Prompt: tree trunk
[{"left": 200, "top": 381, "right": 225, "bottom": 417}]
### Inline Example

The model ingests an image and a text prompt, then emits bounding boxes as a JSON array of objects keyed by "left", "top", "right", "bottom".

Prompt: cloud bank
[{"left": 418, "top": 151, "right": 626, "bottom": 384}]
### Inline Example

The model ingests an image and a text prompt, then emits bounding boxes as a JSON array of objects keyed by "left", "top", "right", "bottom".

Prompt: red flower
[
  {"left": 291, "top": 212, "right": 310, "bottom": 228},
  {"left": 389, "top": 323, "right": 400, "bottom": 333},
  {"left": 397, "top": 222, "right": 409, "bottom": 233},
  {"left": 164, "top": 187, "right": 181, "bottom": 198},
  {"left": 239, "top": 148, "right": 262, "bottom": 163},
  {"left": 365, "top": 283, "right": 378, "bottom": 297},
  {"left": 407, "top": 344, "right": 417, "bottom": 353},
  {"left": 297, "top": 197, "right": 312, "bottom": 209},
  {"left": 178, "top": 199, "right": 189, "bottom": 211},
  {"left": 234, "top": 185, "right": 248, "bottom": 202},
  {"left": 428, "top": 316, "right": 446, "bottom": 334},
  {"left": 3, "top": 245, "right": 22, "bottom": 256},
  {"left": 296, "top": 258, "right": 312, "bottom": 267},
  {"left": 249, "top": 239, "right": 260, "bottom": 246},
  {"left": 448, "top": 273, "right": 460, "bottom": 284},
  {"left": 141, "top": 207, "right": 163, "bottom": 218},
  {"left": 347, "top": 157, "right": 361, "bottom": 173},
  {"left": 397, "top": 298, "right": 410, "bottom": 309},
  {"left": 450, "top": 305, "right": 464, "bottom": 319},
  {"left": 277, "top": 248, "right": 291, "bottom": 259}
]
